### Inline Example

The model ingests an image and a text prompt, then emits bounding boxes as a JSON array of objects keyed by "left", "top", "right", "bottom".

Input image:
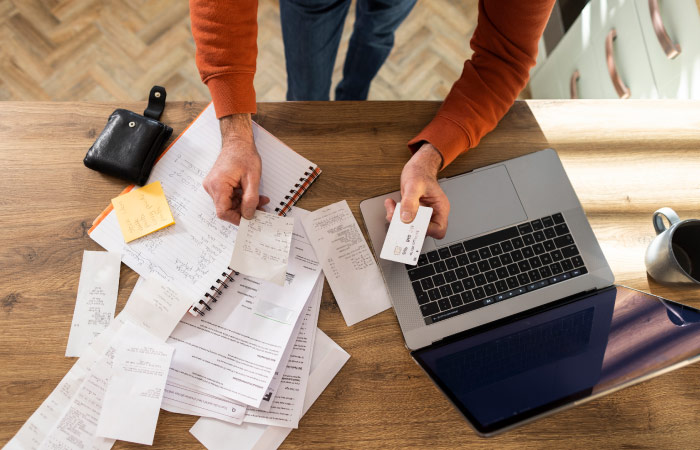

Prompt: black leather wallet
[{"left": 84, "top": 86, "right": 173, "bottom": 185}]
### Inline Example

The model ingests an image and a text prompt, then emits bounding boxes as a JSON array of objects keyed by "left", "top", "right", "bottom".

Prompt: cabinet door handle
[
  {"left": 570, "top": 70, "right": 580, "bottom": 99},
  {"left": 605, "top": 29, "right": 631, "bottom": 99},
  {"left": 649, "top": 0, "right": 681, "bottom": 59}
]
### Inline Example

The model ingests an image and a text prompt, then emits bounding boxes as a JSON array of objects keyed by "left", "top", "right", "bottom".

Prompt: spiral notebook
[{"left": 89, "top": 103, "right": 321, "bottom": 316}]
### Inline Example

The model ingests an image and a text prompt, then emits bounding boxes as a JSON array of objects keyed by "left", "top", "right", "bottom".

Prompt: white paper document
[
  {"left": 161, "top": 379, "right": 247, "bottom": 424},
  {"left": 122, "top": 276, "right": 196, "bottom": 341},
  {"left": 380, "top": 203, "right": 432, "bottom": 265},
  {"left": 302, "top": 200, "right": 392, "bottom": 326},
  {"left": 95, "top": 322, "right": 173, "bottom": 445},
  {"left": 167, "top": 209, "right": 322, "bottom": 408},
  {"left": 65, "top": 250, "right": 121, "bottom": 357},
  {"left": 230, "top": 210, "right": 295, "bottom": 286},
  {"left": 189, "top": 329, "right": 350, "bottom": 450}
]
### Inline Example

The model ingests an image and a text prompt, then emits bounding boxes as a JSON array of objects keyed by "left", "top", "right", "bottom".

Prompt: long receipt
[
  {"left": 65, "top": 250, "right": 121, "bottom": 357},
  {"left": 230, "top": 210, "right": 295, "bottom": 286},
  {"left": 302, "top": 200, "right": 391, "bottom": 326}
]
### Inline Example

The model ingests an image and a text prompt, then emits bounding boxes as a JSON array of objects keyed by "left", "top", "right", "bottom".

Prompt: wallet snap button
[
  {"left": 154, "top": 92, "right": 161, "bottom": 98},
  {"left": 128, "top": 121, "right": 135, "bottom": 127}
]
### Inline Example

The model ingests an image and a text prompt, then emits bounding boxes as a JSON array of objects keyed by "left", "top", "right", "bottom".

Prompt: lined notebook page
[{"left": 89, "top": 103, "right": 318, "bottom": 304}]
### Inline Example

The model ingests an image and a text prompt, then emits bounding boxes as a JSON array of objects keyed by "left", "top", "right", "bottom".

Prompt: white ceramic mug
[{"left": 645, "top": 207, "right": 700, "bottom": 285}]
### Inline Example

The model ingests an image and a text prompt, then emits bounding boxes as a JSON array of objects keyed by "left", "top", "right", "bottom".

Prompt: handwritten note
[
  {"left": 302, "top": 200, "right": 392, "bottom": 326},
  {"left": 229, "top": 210, "right": 295, "bottom": 286},
  {"left": 65, "top": 251, "right": 121, "bottom": 357},
  {"left": 111, "top": 181, "right": 175, "bottom": 243}
]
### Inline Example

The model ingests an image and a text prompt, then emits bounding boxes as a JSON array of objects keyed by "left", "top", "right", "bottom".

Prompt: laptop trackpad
[{"left": 434, "top": 165, "right": 527, "bottom": 246}]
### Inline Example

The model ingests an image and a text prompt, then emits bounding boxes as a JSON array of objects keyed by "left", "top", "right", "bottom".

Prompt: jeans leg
[
  {"left": 335, "top": 0, "right": 417, "bottom": 100},
  {"left": 280, "top": 0, "right": 352, "bottom": 100}
]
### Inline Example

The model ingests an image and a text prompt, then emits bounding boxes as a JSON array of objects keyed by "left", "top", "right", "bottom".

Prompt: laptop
[{"left": 359, "top": 149, "right": 700, "bottom": 435}]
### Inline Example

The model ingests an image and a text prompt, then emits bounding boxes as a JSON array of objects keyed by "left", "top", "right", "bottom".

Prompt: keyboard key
[
  {"left": 554, "top": 234, "right": 574, "bottom": 248},
  {"left": 539, "top": 266, "right": 552, "bottom": 278},
  {"left": 421, "top": 302, "right": 440, "bottom": 317},
  {"left": 467, "top": 263, "right": 479, "bottom": 276},
  {"left": 526, "top": 280, "right": 549, "bottom": 291},
  {"left": 439, "top": 285, "right": 453, "bottom": 297},
  {"left": 529, "top": 257, "right": 542, "bottom": 269},
  {"left": 518, "top": 260, "right": 531, "bottom": 272},
  {"left": 473, "top": 287, "right": 486, "bottom": 300},
  {"left": 572, "top": 256, "right": 585, "bottom": 267},
  {"left": 562, "top": 245, "right": 579, "bottom": 258},
  {"left": 523, "top": 234, "right": 535, "bottom": 245},
  {"left": 451, "top": 281, "right": 465, "bottom": 294},
  {"left": 449, "top": 243, "right": 465, "bottom": 255},
  {"left": 438, "top": 298, "right": 452, "bottom": 311},
  {"left": 534, "top": 231, "right": 546, "bottom": 242},
  {"left": 432, "top": 273, "right": 446, "bottom": 286},
  {"left": 549, "top": 273, "right": 570, "bottom": 284},
  {"left": 540, "top": 253, "right": 553, "bottom": 265},
  {"left": 428, "top": 288, "right": 440, "bottom": 301},
  {"left": 462, "top": 226, "right": 519, "bottom": 252},
  {"left": 438, "top": 248, "right": 451, "bottom": 259},
  {"left": 543, "top": 240, "right": 555, "bottom": 252},
  {"left": 570, "top": 267, "right": 588, "bottom": 277},
  {"left": 511, "top": 237, "right": 524, "bottom": 249},
  {"left": 421, "top": 277, "right": 434, "bottom": 290},
  {"left": 554, "top": 223, "right": 569, "bottom": 236},
  {"left": 434, "top": 261, "right": 447, "bottom": 273},
  {"left": 502, "top": 240, "right": 514, "bottom": 252},
  {"left": 506, "top": 276, "right": 518, "bottom": 289},
  {"left": 544, "top": 227, "right": 557, "bottom": 239},
  {"left": 415, "top": 292, "right": 430, "bottom": 304},
  {"left": 488, "top": 256, "right": 502, "bottom": 268},
  {"left": 461, "top": 290, "right": 474, "bottom": 303},
  {"left": 408, "top": 264, "right": 435, "bottom": 281},
  {"left": 462, "top": 277, "right": 475, "bottom": 289},
  {"left": 528, "top": 269, "right": 541, "bottom": 281},
  {"left": 483, "top": 297, "right": 495, "bottom": 305},
  {"left": 446, "top": 257, "right": 458, "bottom": 270},
  {"left": 561, "top": 259, "right": 573, "bottom": 271},
  {"left": 511, "top": 249, "right": 524, "bottom": 261},
  {"left": 485, "top": 270, "right": 498, "bottom": 283},
  {"left": 550, "top": 262, "right": 563, "bottom": 275},
  {"left": 531, "top": 219, "right": 544, "bottom": 230},
  {"left": 495, "top": 292, "right": 509, "bottom": 302},
  {"left": 500, "top": 253, "right": 513, "bottom": 265},
  {"left": 518, "top": 223, "right": 533, "bottom": 234},
  {"left": 551, "top": 250, "right": 563, "bottom": 261},
  {"left": 455, "top": 267, "right": 468, "bottom": 279},
  {"left": 495, "top": 280, "right": 508, "bottom": 292},
  {"left": 427, "top": 250, "right": 440, "bottom": 263},
  {"left": 479, "top": 247, "right": 492, "bottom": 259},
  {"left": 474, "top": 274, "right": 487, "bottom": 286},
  {"left": 533, "top": 243, "right": 545, "bottom": 255},
  {"left": 457, "top": 254, "right": 469, "bottom": 266},
  {"left": 522, "top": 247, "right": 534, "bottom": 258},
  {"left": 517, "top": 273, "right": 530, "bottom": 285},
  {"left": 507, "top": 263, "right": 520, "bottom": 276},
  {"left": 450, "top": 294, "right": 463, "bottom": 308},
  {"left": 467, "top": 250, "right": 480, "bottom": 263},
  {"left": 496, "top": 267, "right": 508, "bottom": 279},
  {"left": 489, "top": 244, "right": 503, "bottom": 256},
  {"left": 507, "top": 287, "right": 528, "bottom": 298},
  {"left": 484, "top": 284, "right": 497, "bottom": 296},
  {"left": 541, "top": 216, "right": 554, "bottom": 227},
  {"left": 552, "top": 212, "right": 565, "bottom": 224},
  {"left": 412, "top": 281, "right": 423, "bottom": 296},
  {"left": 478, "top": 260, "right": 490, "bottom": 272},
  {"left": 444, "top": 270, "right": 457, "bottom": 283}
]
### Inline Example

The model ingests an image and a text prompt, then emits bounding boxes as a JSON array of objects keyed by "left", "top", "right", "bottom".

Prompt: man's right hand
[{"left": 203, "top": 113, "right": 270, "bottom": 225}]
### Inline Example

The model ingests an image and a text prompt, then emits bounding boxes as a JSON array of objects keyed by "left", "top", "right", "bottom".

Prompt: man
[{"left": 190, "top": 0, "right": 555, "bottom": 238}]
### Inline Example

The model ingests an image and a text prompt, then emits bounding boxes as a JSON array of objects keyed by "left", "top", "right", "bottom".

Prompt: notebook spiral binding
[{"left": 188, "top": 165, "right": 321, "bottom": 317}]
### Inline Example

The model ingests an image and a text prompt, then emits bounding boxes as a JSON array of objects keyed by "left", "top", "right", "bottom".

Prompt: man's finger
[
  {"left": 240, "top": 176, "right": 260, "bottom": 220},
  {"left": 427, "top": 220, "right": 447, "bottom": 240},
  {"left": 384, "top": 198, "right": 396, "bottom": 222},
  {"left": 216, "top": 206, "right": 241, "bottom": 225},
  {"left": 400, "top": 185, "right": 421, "bottom": 223},
  {"left": 426, "top": 202, "right": 449, "bottom": 239}
]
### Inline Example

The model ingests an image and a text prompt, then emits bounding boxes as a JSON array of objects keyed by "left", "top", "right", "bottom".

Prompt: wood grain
[{"left": 1, "top": 100, "right": 700, "bottom": 449}]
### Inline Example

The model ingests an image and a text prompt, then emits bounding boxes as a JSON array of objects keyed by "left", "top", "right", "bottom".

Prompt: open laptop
[{"left": 360, "top": 149, "right": 700, "bottom": 435}]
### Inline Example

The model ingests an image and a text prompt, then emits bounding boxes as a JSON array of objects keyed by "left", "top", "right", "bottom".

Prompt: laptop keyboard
[{"left": 407, "top": 212, "right": 588, "bottom": 325}]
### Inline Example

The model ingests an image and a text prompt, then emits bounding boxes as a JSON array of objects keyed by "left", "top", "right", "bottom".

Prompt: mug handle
[{"left": 653, "top": 207, "right": 681, "bottom": 235}]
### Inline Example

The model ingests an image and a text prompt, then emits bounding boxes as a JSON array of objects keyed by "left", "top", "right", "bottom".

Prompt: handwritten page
[
  {"left": 65, "top": 250, "right": 121, "bottom": 357},
  {"left": 230, "top": 210, "right": 294, "bottom": 286},
  {"left": 161, "top": 380, "right": 247, "bottom": 424},
  {"left": 302, "top": 200, "right": 392, "bottom": 326},
  {"left": 189, "top": 329, "right": 350, "bottom": 450},
  {"left": 243, "top": 274, "right": 322, "bottom": 428},
  {"left": 111, "top": 181, "right": 175, "bottom": 243},
  {"left": 90, "top": 104, "right": 319, "bottom": 311},
  {"left": 96, "top": 322, "right": 173, "bottom": 445},
  {"left": 122, "top": 276, "right": 196, "bottom": 341},
  {"left": 167, "top": 209, "right": 322, "bottom": 408}
]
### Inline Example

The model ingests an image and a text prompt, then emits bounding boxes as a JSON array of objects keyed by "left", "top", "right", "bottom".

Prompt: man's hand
[
  {"left": 203, "top": 113, "right": 270, "bottom": 225},
  {"left": 384, "top": 143, "right": 450, "bottom": 239}
]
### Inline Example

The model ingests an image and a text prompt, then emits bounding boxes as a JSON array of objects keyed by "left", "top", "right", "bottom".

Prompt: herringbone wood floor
[{"left": 0, "top": 0, "right": 481, "bottom": 103}]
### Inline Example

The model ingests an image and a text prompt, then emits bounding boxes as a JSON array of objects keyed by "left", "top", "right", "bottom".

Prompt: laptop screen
[{"left": 412, "top": 286, "right": 700, "bottom": 435}]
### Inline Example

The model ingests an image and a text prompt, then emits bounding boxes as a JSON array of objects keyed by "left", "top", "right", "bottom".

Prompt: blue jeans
[{"left": 279, "top": 0, "right": 417, "bottom": 101}]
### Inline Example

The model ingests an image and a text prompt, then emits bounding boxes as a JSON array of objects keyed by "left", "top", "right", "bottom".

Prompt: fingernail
[{"left": 401, "top": 211, "right": 412, "bottom": 222}]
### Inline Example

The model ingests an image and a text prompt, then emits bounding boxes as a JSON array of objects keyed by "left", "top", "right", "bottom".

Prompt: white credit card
[{"left": 380, "top": 203, "right": 433, "bottom": 265}]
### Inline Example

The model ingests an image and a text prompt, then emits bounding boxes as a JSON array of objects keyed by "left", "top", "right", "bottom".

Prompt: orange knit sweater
[{"left": 190, "top": 0, "right": 555, "bottom": 168}]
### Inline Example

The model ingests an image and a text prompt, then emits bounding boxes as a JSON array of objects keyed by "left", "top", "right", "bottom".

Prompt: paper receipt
[{"left": 380, "top": 203, "right": 432, "bottom": 265}]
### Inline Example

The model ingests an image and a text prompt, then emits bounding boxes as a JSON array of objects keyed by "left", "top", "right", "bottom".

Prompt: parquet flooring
[{"left": 0, "top": 0, "right": 481, "bottom": 102}]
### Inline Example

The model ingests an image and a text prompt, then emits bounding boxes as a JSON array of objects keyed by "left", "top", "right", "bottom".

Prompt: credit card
[{"left": 380, "top": 203, "right": 433, "bottom": 265}]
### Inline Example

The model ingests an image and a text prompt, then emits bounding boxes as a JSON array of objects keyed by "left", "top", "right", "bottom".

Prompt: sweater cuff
[
  {"left": 205, "top": 72, "right": 257, "bottom": 118},
  {"left": 407, "top": 114, "right": 471, "bottom": 169}
]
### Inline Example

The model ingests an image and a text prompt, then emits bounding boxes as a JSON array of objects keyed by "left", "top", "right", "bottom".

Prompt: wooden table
[{"left": 1, "top": 100, "right": 699, "bottom": 449}]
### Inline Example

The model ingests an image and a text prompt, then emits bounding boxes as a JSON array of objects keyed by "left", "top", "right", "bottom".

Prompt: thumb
[
  {"left": 241, "top": 176, "right": 260, "bottom": 220},
  {"left": 400, "top": 185, "right": 421, "bottom": 223}
]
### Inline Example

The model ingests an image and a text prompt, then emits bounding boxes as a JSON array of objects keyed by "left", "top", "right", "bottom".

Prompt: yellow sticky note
[{"left": 111, "top": 181, "right": 175, "bottom": 243}]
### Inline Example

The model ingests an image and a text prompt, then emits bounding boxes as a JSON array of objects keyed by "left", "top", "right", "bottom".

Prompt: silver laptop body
[{"left": 360, "top": 149, "right": 614, "bottom": 351}]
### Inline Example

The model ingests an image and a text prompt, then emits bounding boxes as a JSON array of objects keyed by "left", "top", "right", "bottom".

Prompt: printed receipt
[
  {"left": 302, "top": 200, "right": 392, "bottom": 326},
  {"left": 230, "top": 210, "right": 295, "bottom": 286}
]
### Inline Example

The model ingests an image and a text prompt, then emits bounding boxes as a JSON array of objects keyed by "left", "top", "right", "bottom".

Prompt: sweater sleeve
[
  {"left": 408, "top": 0, "right": 555, "bottom": 168},
  {"left": 189, "top": 0, "right": 259, "bottom": 118}
]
